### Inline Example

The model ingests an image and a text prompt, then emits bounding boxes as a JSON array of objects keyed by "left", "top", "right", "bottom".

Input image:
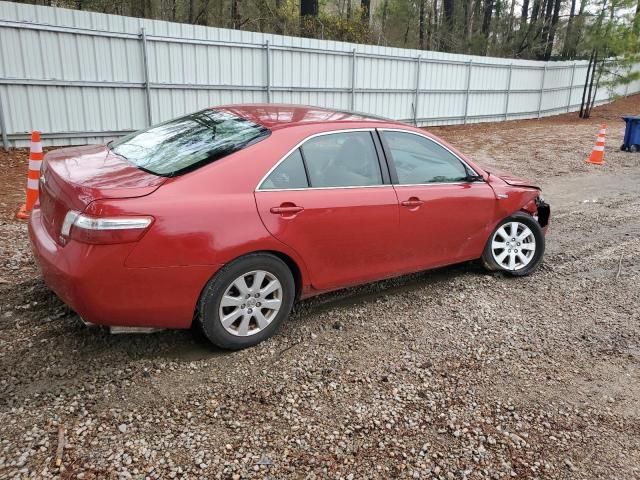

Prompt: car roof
[{"left": 216, "top": 104, "right": 406, "bottom": 130}]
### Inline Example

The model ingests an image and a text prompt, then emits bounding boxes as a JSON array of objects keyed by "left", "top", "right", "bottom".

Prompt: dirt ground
[{"left": 1, "top": 97, "right": 640, "bottom": 479}]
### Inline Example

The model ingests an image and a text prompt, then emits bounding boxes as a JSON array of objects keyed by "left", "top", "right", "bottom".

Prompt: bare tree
[
  {"left": 300, "top": 0, "right": 318, "bottom": 17},
  {"left": 432, "top": 0, "right": 439, "bottom": 48},
  {"left": 361, "top": 0, "right": 371, "bottom": 23},
  {"left": 419, "top": 0, "right": 426, "bottom": 49},
  {"left": 188, "top": 0, "right": 195, "bottom": 23},
  {"left": 543, "top": 0, "right": 562, "bottom": 59},
  {"left": 231, "top": 0, "right": 241, "bottom": 28},
  {"left": 464, "top": 0, "right": 475, "bottom": 41},
  {"left": 520, "top": 0, "right": 530, "bottom": 28},
  {"left": 563, "top": 0, "right": 577, "bottom": 58},
  {"left": 443, "top": 0, "right": 454, "bottom": 29},
  {"left": 482, "top": 0, "right": 494, "bottom": 42}
]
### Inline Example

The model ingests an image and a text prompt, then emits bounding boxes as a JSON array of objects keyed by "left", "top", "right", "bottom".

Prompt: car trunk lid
[{"left": 39, "top": 145, "right": 166, "bottom": 242}]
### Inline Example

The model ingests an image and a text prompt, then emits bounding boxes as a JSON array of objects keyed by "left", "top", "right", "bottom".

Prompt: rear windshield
[{"left": 110, "top": 109, "right": 270, "bottom": 176}]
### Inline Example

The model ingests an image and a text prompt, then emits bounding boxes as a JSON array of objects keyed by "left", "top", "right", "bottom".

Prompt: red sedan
[{"left": 29, "top": 105, "right": 550, "bottom": 349}]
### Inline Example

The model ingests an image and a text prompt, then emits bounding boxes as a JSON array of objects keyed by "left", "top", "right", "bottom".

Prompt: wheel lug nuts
[
  {"left": 241, "top": 304, "right": 245, "bottom": 308},
  {"left": 517, "top": 242, "right": 520, "bottom": 246},
  {"left": 256, "top": 302, "right": 261, "bottom": 307},
  {"left": 508, "top": 249, "right": 511, "bottom": 253},
  {"left": 255, "top": 293, "right": 260, "bottom": 298},
  {"left": 247, "top": 308, "right": 253, "bottom": 313},
  {"left": 246, "top": 294, "right": 250, "bottom": 298},
  {"left": 514, "top": 249, "right": 518, "bottom": 253}
]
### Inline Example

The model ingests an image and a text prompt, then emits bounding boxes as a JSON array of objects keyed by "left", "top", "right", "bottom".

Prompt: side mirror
[{"left": 464, "top": 174, "right": 484, "bottom": 183}]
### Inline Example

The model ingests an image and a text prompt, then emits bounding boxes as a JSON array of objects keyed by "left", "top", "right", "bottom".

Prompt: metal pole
[
  {"left": 537, "top": 64, "right": 547, "bottom": 119},
  {"left": 351, "top": 49, "right": 356, "bottom": 112},
  {"left": 504, "top": 63, "right": 512, "bottom": 121},
  {"left": 140, "top": 27, "right": 152, "bottom": 126},
  {"left": 463, "top": 59, "right": 472, "bottom": 124},
  {"left": 413, "top": 55, "right": 422, "bottom": 126},
  {"left": 265, "top": 40, "right": 271, "bottom": 103},
  {"left": 0, "top": 91, "right": 8, "bottom": 151},
  {"left": 566, "top": 62, "right": 576, "bottom": 112}
]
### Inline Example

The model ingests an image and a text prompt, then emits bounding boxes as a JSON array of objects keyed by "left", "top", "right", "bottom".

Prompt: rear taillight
[{"left": 60, "top": 210, "right": 154, "bottom": 245}]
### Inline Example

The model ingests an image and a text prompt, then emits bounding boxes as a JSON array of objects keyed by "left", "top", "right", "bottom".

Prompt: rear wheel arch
[
  {"left": 193, "top": 249, "right": 304, "bottom": 323},
  {"left": 195, "top": 251, "right": 298, "bottom": 349},
  {"left": 259, "top": 250, "right": 303, "bottom": 301}
]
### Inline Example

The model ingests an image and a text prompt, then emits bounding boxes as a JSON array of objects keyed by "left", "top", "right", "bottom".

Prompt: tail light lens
[{"left": 60, "top": 210, "right": 154, "bottom": 245}]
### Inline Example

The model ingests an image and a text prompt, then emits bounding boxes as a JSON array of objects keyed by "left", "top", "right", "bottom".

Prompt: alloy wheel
[
  {"left": 218, "top": 270, "right": 283, "bottom": 337},
  {"left": 491, "top": 221, "right": 536, "bottom": 271}
]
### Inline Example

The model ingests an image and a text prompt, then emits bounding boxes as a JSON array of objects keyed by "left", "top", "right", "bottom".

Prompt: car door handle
[
  {"left": 401, "top": 198, "right": 424, "bottom": 208},
  {"left": 270, "top": 205, "right": 304, "bottom": 215}
]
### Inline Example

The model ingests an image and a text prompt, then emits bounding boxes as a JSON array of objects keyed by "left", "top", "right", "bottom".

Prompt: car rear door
[
  {"left": 254, "top": 129, "right": 400, "bottom": 291},
  {"left": 379, "top": 129, "right": 497, "bottom": 270}
]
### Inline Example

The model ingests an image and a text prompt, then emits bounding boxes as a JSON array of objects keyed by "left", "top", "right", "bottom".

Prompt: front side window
[
  {"left": 260, "top": 149, "right": 309, "bottom": 190},
  {"left": 301, "top": 132, "right": 383, "bottom": 188},
  {"left": 383, "top": 131, "right": 468, "bottom": 184},
  {"left": 111, "top": 109, "right": 270, "bottom": 176}
]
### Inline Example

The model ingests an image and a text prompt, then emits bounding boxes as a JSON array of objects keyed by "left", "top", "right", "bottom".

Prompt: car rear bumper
[{"left": 28, "top": 208, "right": 219, "bottom": 329}]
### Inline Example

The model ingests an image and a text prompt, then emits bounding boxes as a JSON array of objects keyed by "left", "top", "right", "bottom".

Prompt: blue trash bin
[{"left": 622, "top": 116, "right": 640, "bottom": 151}]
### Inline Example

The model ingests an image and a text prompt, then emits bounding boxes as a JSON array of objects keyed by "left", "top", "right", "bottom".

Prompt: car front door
[
  {"left": 254, "top": 130, "right": 400, "bottom": 291},
  {"left": 379, "top": 129, "right": 497, "bottom": 270}
]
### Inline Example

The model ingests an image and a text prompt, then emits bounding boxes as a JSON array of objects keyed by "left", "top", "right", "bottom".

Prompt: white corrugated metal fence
[{"left": 0, "top": 0, "right": 638, "bottom": 148}]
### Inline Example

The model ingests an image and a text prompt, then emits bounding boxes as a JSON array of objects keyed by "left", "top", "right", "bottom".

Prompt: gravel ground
[{"left": 1, "top": 97, "right": 640, "bottom": 479}]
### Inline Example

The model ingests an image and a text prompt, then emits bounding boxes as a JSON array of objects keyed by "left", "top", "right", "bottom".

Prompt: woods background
[
  {"left": 1, "top": 0, "right": 639, "bottom": 147},
  {"left": 17, "top": 0, "right": 640, "bottom": 61}
]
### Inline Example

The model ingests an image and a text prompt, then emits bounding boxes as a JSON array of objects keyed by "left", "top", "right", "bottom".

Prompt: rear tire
[
  {"left": 197, "top": 253, "right": 295, "bottom": 350},
  {"left": 481, "top": 212, "right": 545, "bottom": 277}
]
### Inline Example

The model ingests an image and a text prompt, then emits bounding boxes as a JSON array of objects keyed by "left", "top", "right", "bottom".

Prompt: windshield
[{"left": 110, "top": 109, "right": 270, "bottom": 176}]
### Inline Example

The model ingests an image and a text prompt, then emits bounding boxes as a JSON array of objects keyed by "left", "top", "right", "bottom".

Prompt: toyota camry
[{"left": 29, "top": 105, "right": 550, "bottom": 349}]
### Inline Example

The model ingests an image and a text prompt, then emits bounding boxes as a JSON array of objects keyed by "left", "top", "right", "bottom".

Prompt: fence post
[
  {"left": 413, "top": 55, "right": 422, "bottom": 126},
  {"left": 351, "top": 49, "right": 357, "bottom": 111},
  {"left": 140, "top": 27, "right": 153, "bottom": 126},
  {"left": 0, "top": 92, "right": 8, "bottom": 151},
  {"left": 265, "top": 40, "right": 271, "bottom": 103},
  {"left": 504, "top": 63, "right": 512, "bottom": 121},
  {"left": 537, "top": 64, "right": 547, "bottom": 119},
  {"left": 566, "top": 62, "right": 576, "bottom": 112},
  {"left": 463, "top": 59, "right": 472, "bottom": 124}
]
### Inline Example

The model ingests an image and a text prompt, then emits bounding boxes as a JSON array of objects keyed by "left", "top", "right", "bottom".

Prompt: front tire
[
  {"left": 481, "top": 212, "right": 545, "bottom": 276},
  {"left": 198, "top": 253, "right": 295, "bottom": 349}
]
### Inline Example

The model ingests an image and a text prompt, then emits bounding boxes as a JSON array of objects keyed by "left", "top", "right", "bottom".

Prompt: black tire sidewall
[
  {"left": 198, "top": 254, "right": 295, "bottom": 350},
  {"left": 482, "top": 212, "right": 545, "bottom": 276}
]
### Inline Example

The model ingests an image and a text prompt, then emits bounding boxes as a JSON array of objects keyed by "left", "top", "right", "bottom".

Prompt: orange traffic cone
[
  {"left": 585, "top": 124, "right": 606, "bottom": 165},
  {"left": 16, "top": 131, "right": 43, "bottom": 220}
]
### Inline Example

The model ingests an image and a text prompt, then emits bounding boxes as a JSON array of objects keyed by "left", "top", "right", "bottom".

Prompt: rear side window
[
  {"left": 110, "top": 109, "right": 270, "bottom": 176},
  {"left": 301, "top": 132, "right": 382, "bottom": 188},
  {"left": 261, "top": 149, "right": 309, "bottom": 190},
  {"left": 383, "top": 131, "right": 468, "bottom": 184}
]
